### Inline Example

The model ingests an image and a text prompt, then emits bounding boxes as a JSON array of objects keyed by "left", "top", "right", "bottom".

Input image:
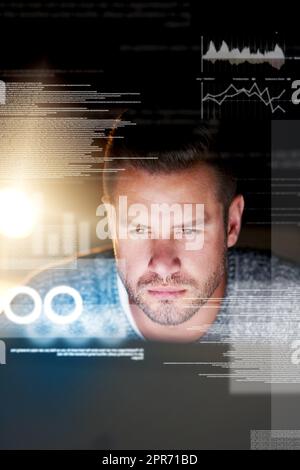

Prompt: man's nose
[{"left": 148, "top": 241, "right": 181, "bottom": 279}]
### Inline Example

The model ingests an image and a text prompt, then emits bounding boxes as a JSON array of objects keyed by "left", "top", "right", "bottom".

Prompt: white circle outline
[
  {"left": 4, "top": 286, "right": 42, "bottom": 325},
  {"left": 44, "top": 286, "right": 83, "bottom": 325}
]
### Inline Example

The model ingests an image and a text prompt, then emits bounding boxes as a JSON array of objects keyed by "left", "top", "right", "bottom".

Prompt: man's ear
[{"left": 227, "top": 194, "right": 245, "bottom": 248}]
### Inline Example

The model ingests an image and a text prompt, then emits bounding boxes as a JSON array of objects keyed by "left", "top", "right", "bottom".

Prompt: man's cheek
[
  {"left": 184, "top": 229, "right": 219, "bottom": 256},
  {"left": 115, "top": 239, "right": 133, "bottom": 258},
  {"left": 184, "top": 231, "right": 204, "bottom": 251},
  {"left": 187, "top": 237, "right": 222, "bottom": 265},
  {"left": 116, "top": 249, "right": 147, "bottom": 281},
  {"left": 204, "top": 225, "right": 226, "bottom": 248}
]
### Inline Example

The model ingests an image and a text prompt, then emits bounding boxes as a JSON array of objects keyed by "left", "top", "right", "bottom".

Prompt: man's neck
[{"left": 129, "top": 276, "right": 227, "bottom": 343}]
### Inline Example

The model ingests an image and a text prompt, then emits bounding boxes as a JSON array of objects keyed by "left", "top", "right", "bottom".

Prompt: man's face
[{"left": 111, "top": 164, "right": 229, "bottom": 326}]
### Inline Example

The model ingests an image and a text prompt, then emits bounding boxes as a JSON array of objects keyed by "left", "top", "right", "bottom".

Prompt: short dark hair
[{"left": 103, "top": 121, "right": 237, "bottom": 212}]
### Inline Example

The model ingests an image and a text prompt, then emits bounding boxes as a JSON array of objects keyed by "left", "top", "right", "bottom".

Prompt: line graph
[
  {"left": 202, "top": 82, "right": 286, "bottom": 114},
  {"left": 203, "top": 40, "right": 285, "bottom": 70}
]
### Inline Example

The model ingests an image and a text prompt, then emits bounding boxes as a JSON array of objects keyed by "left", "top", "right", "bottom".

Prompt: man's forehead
[
  {"left": 113, "top": 198, "right": 210, "bottom": 225},
  {"left": 113, "top": 165, "right": 218, "bottom": 202}
]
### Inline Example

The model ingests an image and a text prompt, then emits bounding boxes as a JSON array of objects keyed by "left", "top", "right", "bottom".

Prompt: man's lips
[{"left": 146, "top": 287, "right": 187, "bottom": 299}]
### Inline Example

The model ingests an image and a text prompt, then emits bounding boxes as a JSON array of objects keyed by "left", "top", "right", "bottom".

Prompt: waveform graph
[
  {"left": 198, "top": 78, "right": 287, "bottom": 119},
  {"left": 203, "top": 40, "right": 285, "bottom": 70},
  {"left": 200, "top": 37, "right": 286, "bottom": 75}
]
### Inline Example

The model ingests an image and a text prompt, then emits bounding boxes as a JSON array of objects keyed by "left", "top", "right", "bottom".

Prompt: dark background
[{"left": 0, "top": 1, "right": 299, "bottom": 450}]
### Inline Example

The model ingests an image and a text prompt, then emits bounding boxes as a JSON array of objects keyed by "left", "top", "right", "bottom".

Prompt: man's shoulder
[
  {"left": 10, "top": 247, "right": 135, "bottom": 340},
  {"left": 229, "top": 247, "right": 300, "bottom": 283},
  {"left": 25, "top": 246, "right": 116, "bottom": 296}
]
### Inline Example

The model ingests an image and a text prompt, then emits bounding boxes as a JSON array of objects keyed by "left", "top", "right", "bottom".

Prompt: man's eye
[
  {"left": 129, "top": 225, "right": 150, "bottom": 235},
  {"left": 175, "top": 228, "right": 202, "bottom": 236}
]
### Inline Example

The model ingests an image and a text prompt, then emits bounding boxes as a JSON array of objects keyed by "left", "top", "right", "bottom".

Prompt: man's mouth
[{"left": 146, "top": 287, "right": 187, "bottom": 299}]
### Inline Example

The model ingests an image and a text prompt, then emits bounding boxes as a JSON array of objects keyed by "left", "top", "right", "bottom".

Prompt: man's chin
[{"left": 136, "top": 296, "right": 199, "bottom": 326}]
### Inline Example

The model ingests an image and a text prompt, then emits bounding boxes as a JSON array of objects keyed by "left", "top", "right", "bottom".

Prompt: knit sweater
[{"left": 1, "top": 248, "right": 300, "bottom": 343}]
